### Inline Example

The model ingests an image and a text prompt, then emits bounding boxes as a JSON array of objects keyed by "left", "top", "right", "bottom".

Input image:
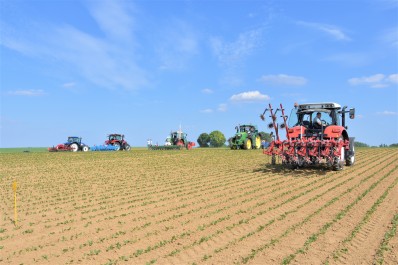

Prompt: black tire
[
  {"left": 243, "top": 138, "right": 252, "bottom": 150},
  {"left": 332, "top": 137, "right": 345, "bottom": 171},
  {"left": 82, "top": 146, "right": 89, "bottom": 152},
  {"left": 124, "top": 144, "right": 131, "bottom": 151},
  {"left": 70, "top": 143, "right": 79, "bottom": 152}
]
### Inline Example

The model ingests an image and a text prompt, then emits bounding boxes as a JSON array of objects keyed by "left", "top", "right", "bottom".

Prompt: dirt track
[{"left": 0, "top": 148, "right": 397, "bottom": 264}]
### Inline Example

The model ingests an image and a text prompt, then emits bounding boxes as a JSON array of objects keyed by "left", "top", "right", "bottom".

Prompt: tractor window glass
[
  {"left": 319, "top": 112, "right": 333, "bottom": 126},
  {"left": 288, "top": 108, "right": 298, "bottom": 127}
]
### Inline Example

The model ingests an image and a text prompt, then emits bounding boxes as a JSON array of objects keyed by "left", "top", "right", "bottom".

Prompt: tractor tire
[
  {"left": 332, "top": 137, "right": 345, "bottom": 171},
  {"left": 124, "top": 144, "right": 131, "bottom": 151},
  {"left": 70, "top": 143, "right": 79, "bottom": 152},
  {"left": 254, "top": 136, "right": 261, "bottom": 149},
  {"left": 346, "top": 145, "right": 355, "bottom": 166},
  {"left": 82, "top": 146, "right": 89, "bottom": 152},
  {"left": 243, "top": 139, "right": 252, "bottom": 150},
  {"left": 113, "top": 142, "right": 121, "bottom": 151}
]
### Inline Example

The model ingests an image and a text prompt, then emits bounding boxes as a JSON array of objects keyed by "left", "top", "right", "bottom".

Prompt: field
[{"left": 1, "top": 148, "right": 397, "bottom": 265}]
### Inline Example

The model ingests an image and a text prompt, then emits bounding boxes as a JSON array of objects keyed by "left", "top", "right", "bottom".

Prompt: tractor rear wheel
[
  {"left": 244, "top": 139, "right": 252, "bottom": 150},
  {"left": 332, "top": 137, "right": 345, "bottom": 171},
  {"left": 113, "top": 142, "right": 121, "bottom": 151},
  {"left": 254, "top": 136, "right": 261, "bottom": 149},
  {"left": 70, "top": 143, "right": 79, "bottom": 152}
]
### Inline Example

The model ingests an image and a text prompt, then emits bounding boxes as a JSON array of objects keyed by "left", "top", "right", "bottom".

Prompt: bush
[
  {"left": 197, "top": 133, "right": 210, "bottom": 147},
  {"left": 209, "top": 131, "right": 226, "bottom": 147}
]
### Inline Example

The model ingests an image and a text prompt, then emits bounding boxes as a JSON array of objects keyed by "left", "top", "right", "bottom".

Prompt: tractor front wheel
[
  {"left": 82, "top": 146, "right": 89, "bottom": 152},
  {"left": 244, "top": 139, "right": 252, "bottom": 150},
  {"left": 124, "top": 144, "right": 131, "bottom": 151}
]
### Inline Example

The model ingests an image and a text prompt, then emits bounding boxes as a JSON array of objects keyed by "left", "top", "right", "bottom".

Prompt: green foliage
[
  {"left": 389, "top": 143, "right": 398, "bottom": 147},
  {"left": 209, "top": 131, "right": 226, "bottom": 147},
  {"left": 197, "top": 133, "right": 210, "bottom": 147},
  {"left": 354, "top": 141, "right": 369, "bottom": 147},
  {"left": 258, "top": 132, "right": 272, "bottom": 142}
]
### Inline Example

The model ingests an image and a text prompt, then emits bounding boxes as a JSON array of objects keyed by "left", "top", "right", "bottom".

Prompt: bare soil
[{"left": 0, "top": 148, "right": 397, "bottom": 265}]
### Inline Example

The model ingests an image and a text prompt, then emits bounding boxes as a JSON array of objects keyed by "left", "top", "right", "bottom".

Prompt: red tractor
[
  {"left": 105, "top": 134, "right": 131, "bottom": 151},
  {"left": 260, "top": 102, "right": 355, "bottom": 170}
]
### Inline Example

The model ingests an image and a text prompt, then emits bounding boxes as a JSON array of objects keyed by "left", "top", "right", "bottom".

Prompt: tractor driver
[{"left": 313, "top": 112, "right": 324, "bottom": 129}]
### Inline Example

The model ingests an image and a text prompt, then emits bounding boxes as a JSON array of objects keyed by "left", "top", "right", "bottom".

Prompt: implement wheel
[{"left": 332, "top": 137, "right": 345, "bottom": 171}]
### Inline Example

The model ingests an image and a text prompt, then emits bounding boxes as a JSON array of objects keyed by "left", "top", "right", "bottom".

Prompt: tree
[
  {"left": 258, "top": 131, "right": 272, "bottom": 142},
  {"left": 197, "top": 133, "right": 210, "bottom": 147},
  {"left": 209, "top": 130, "right": 226, "bottom": 147},
  {"left": 389, "top": 143, "right": 398, "bottom": 147}
]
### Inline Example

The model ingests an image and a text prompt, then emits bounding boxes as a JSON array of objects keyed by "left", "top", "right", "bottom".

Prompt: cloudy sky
[{"left": 1, "top": 0, "right": 397, "bottom": 147}]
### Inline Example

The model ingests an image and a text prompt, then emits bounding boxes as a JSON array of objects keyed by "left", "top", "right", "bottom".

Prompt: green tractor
[{"left": 229, "top": 124, "right": 261, "bottom": 150}]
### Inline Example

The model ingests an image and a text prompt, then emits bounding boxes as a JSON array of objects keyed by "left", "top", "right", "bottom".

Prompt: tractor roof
[
  {"left": 239, "top": 124, "right": 257, "bottom": 127},
  {"left": 298, "top": 102, "right": 341, "bottom": 110},
  {"left": 108, "top": 134, "right": 124, "bottom": 136}
]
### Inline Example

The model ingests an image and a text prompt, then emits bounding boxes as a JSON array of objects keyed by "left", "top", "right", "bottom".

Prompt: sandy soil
[{"left": 0, "top": 148, "right": 397, "bottom": 265}]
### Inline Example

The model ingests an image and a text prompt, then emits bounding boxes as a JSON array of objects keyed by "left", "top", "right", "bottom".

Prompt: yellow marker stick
[{"left": 12, "top": 181, "right": 18, "bottom": 226}]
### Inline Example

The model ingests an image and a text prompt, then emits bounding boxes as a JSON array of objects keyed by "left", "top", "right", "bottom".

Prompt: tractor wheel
[
  {"left": 243, "top": 139, "right": 252, "bottom": 150},
  {"left": 82, "top": 146, "right": 89, "bottom": 152},
  {"left": 346, "top": 145, "right": 355, "bottom": 166},
  {"left": 70, "top": 143, "right": 79, "bottom": 152},
  {"left": 113, "top": 142, "right": 121, "bottom": 151},
  {"left": 254, "top": 136, "right": 261, "bottom": 149},
  {"left": 124, "top": 144, "right": 131, "bottom": 151},
  {"left": 332, "top": 137, "right": 345, "bottom": 171}
]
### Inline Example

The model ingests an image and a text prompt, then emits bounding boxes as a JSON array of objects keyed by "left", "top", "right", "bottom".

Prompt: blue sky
[{"left": 1, "top": 0, "right": 397, "bottom": 148}]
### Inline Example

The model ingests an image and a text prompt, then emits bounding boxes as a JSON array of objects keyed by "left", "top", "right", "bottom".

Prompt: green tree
[
  {"left": 389, "top": 143, "right": 398, "bottom": 147},
  {"left": 258, "top": 131, "right": 272, "bottom": 142},
  {"left": 209, "top": 130, "right": 226, "bottom": 147},
  {"left": 197, "top": 133, "right": 210, "bottom": 147}
]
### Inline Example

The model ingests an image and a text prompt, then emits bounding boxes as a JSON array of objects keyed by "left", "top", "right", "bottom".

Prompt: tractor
[
  {"left": 48, "top": 136, "right": 90, "bottom": 152},
  {"left": 260, "top": 102, "right": 355, "bottom": 171},
  {"left": 229, "top": 124, "right": 261, "bottom": 150},
  {"left": 105, "top": 134, "right": 131, "bottom": 151},
  {"left": 148, "top": 128, "right": 195, "bottom": 150}
]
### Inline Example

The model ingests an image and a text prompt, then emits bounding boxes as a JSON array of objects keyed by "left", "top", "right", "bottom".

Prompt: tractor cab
[
  {"left": 109, "top": 134, "right": 124, "bottom": 141},
  {"left": 66, "top": 136, "right": 82, "bottom": 144},
  {"left": 236, "top": 124, "right": 258, "bottom": 134}
]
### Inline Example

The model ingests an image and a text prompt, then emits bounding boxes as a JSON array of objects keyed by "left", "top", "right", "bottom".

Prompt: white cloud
[
  {"left": 201, "top": 88, "right": 213, "bottom": 94},
  {"left": 0, "top": 0, "right": 148, "bottom": 91},
  {"left": 200, "top": 109, "right": 213, "bottom": 113},
  {"left": 260, "top": 74, "right": 307, "bottom": 86},
  {"left": 230, "top": 91, "right": 270, "bottom": 102},
  {"left": 297, "top": 21, "right": 351, "bottom": 41},
  {"left": 210, "top": 28, "right": 263, "bottom": 66},
  {"left": 348, "top": 73, "right": 398, "bottom": 88},
  {"left": 218, "top": 103, "right": 227, "bottom": 112},
  {"left": 8, "top": 89, "right": 46, "bottom": 96},
  {"left": 377, "top": 111, "right": 398, "bottom": 116}
]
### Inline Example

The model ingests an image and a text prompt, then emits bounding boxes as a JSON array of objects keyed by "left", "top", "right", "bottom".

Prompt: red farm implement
[{"left": 260, "top": 102, "right": 356, "bottom": 171}]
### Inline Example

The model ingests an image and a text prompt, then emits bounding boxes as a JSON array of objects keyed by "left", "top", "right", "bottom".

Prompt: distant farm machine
[
  {"left": 105, "top": 134, "right": 131, "bottom": 151},
  {"left": 148, "top": 128, "right": 195, "bottom": 150},
  {"left": 48, "top": 136, "right": 90, "bottom": 152},
  {"left": 229, "top": 124, "right": 262, "bottom": 149},
  {"left": 260, "top": 102, "right": 355, "bottom": 170}
]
